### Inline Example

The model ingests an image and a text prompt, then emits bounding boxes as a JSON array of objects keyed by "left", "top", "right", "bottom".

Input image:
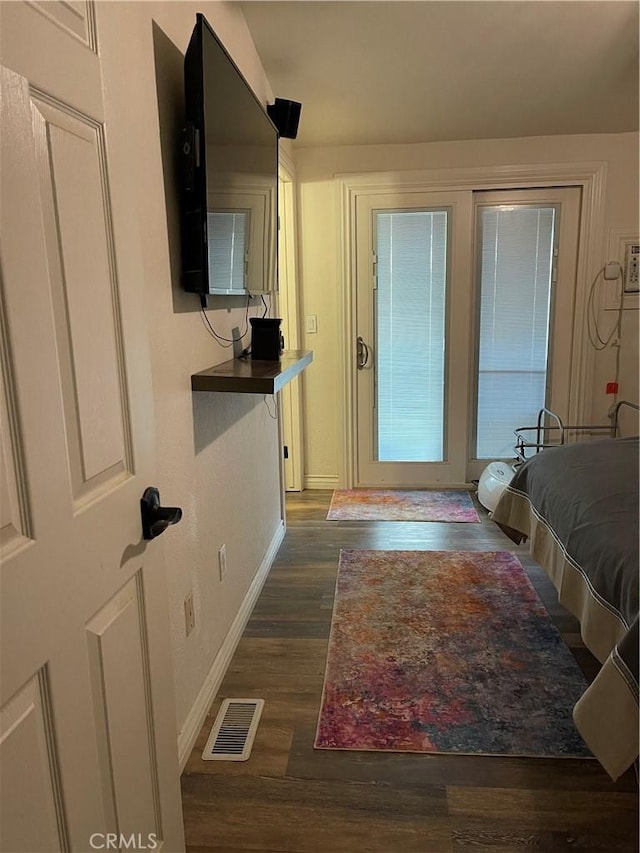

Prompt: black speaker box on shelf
[
  {"left": 267, "top": 99, "right": 302, "bottom": 139},
  {"left": 250, "top": 318, "right": 282, "bottom": 361}
]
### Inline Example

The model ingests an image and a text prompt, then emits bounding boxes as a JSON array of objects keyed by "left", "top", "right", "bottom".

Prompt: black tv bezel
[{"left": 180, "top": 13, "right": 279, "bottom": 297}]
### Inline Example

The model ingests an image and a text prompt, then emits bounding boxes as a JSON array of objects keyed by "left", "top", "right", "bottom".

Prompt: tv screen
[{"left": 181, "top": 14, "right": 278, "bottom": 297}]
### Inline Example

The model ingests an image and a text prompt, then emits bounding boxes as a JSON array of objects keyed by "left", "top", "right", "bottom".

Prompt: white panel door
[{"left": 0, "top": 3, "right": 185, "bottom": 851}]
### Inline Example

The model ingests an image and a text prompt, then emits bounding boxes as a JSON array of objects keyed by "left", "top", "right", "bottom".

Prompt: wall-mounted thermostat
[{"left": 624, "top": 243, "right": 639, "bottom": 293}]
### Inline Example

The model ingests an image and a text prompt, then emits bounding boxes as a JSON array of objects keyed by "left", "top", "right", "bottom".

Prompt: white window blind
[
  {"left": 375, "top": 210, "right": 448, "bottom": 462},
  {"left": 207, "top": 210, "right": 248, "bottom": 292},
  {"left": 475, "top": 206, "right": 556, "bottom": 459}
]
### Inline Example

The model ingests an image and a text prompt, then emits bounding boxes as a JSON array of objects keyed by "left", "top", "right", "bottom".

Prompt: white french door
[
  {"left": 354, "top": 191, "right": 473, "bottom": 486},
  {"left": 352, "top": 186, "right": 580, "bottom": 487},
  {"left": 467, "top": 188, "right": 581, "bottom": 480}
]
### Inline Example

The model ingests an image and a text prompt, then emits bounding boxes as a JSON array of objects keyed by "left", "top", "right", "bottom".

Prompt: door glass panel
[
  {"left": 475, "top": 206, "right": 556, "bottom": 459},
  {"left": 375, "top": 210, "right": 448, "bottom": 462}
]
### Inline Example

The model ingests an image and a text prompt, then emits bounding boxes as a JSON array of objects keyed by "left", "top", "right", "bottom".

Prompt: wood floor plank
[
  {"left": 447, "top": 786, "right": 639, "bottom": 850},
  {"left": 287, "top": 720, "right": 633, "bottom": 794},
  {"left": 182, "top": 774, "right": 453, "bottom": 852},
  {"left": 181, "top": 489, "right": 639, "bottom": 852}
]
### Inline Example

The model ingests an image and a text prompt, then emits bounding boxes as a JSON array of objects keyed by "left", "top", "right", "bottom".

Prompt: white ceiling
[{"left": 240, "top": 1, "right": 639, "bottom": 148}]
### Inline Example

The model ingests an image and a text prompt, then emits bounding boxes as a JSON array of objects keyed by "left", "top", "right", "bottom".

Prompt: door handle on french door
[{"left": 357, "top": 336, "right": 370, "bottom": 369}]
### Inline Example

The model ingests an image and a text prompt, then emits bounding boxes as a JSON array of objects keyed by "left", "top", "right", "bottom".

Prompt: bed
[{"left": 492, "top": 414, "right": 639, "bottom": 781}]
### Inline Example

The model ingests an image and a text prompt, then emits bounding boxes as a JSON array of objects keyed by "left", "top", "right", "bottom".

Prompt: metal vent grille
[{"left": 201, "top": 698, "right": 264, "bottom": 761}]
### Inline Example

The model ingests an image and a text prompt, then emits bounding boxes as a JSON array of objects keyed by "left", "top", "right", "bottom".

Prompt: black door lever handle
[{"left": 141, "top": 487, "right": 183, "bottom": 540}]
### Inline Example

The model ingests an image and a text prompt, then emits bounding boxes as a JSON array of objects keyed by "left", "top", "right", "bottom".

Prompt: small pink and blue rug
[
  {"left": 327, "top": 489, "right": 480, "bottom": 523},
  {"left": 315, "top": 549, "right": 590, "bottom": 758}
]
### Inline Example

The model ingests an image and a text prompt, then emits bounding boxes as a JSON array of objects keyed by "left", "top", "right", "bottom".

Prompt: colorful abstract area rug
[
  {"left": 326, "top": 489, "right": 480, "bottom": 523},
  {"left": 315, "top": 549, "right": 591, "bottom": 758}
]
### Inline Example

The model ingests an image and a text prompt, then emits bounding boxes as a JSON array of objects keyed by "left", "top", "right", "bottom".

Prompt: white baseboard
[
  {"left": 177, "top": 519, "right": 286, "bottom": 771},
  {"left": 304, "top": 475, "right": 340, "bottom": 490}
]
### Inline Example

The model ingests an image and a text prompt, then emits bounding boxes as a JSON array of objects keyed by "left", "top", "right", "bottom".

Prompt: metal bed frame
[{"left": 513, "top": 400, "right": 640, "bottom": 464}]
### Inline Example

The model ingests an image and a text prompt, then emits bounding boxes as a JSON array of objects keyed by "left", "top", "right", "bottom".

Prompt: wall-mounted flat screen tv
[{"left": 181, "top": 13, "right": 278, "bottom": 297}]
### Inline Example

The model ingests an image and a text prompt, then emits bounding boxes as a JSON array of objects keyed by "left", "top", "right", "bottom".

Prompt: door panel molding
[
  {"left": 28, "top": 0, "right": 97, "bottom": 51},
  {"left": 2, "top": 2, "right": 102, "bottom": 118},
  {"left": 0, "top": 284, "right": 33, "bottom": 556},
  {"left": 31, "top": 93, "right": 134, "bottom": 507},
  {"left": 86, "top": 573, "right": 161, "bottom": 841},
  {"left": 338, "top": 162, "right": 606, "bottom": 487},
  {"left": 0, "top": 669, "right": 68, "bottom": 853}
]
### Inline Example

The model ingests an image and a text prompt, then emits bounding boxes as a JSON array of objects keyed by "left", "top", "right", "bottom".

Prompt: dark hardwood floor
[{"left": 181, "top": 490, "right": 638, "bottom": 852}]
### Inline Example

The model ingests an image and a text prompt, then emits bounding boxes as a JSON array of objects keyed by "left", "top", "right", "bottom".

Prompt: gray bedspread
[{"left": 493, "top": 436, "right": 639, "bottom": 779}]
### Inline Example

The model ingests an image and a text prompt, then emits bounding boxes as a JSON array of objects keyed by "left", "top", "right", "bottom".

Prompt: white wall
[
  {"left": 296, "top": 133, "right": 639, "bottom": 482},
  {"left": 97, "top": 1, "right": 282, "bottom": 738}
]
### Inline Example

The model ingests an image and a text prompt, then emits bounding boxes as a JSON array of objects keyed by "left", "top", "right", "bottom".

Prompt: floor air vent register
[{"left": 201, "top": 698, "right": 264, "bottom": 761}]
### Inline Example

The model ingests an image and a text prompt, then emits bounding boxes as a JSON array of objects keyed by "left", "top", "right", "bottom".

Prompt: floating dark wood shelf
[{"left": 191, "top": 350, "right": 313, "bottom": 394}]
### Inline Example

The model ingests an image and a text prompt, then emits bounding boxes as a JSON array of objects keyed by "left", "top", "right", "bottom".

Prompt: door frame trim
[
  {"left": 337, "top": 162, "right": 606, "bottom": 488},
  {"left": 278, "top": 150, "right": 305, "bottom": 492}
]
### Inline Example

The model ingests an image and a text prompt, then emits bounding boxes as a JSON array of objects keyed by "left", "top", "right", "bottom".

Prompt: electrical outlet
[
  {"left": 218, "top": 544, "right": 227, "bottom": 581},
  {"left": 184, "top": 593, "right": 195, "bottom": 636}
]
